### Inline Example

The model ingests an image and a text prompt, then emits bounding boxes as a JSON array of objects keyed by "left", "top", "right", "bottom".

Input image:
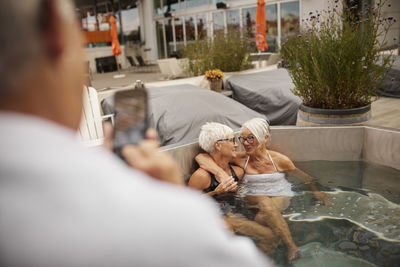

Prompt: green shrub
[
  {"left": 281, "top": 0, "right": 395, "bottom": 109},
  {"left": 183, "top": 38, "right": 214, "bottom": 76},
  {"left": 183, "top": 30, "right": 252, "bottom": 76}
]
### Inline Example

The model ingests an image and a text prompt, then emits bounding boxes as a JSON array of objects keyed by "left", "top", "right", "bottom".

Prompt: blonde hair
[
  {"left": 242, "top": 118, "right": 270, "bottom": 145},
  {"left": 198, "top": 122, "right": 233, "bottom": 154}
]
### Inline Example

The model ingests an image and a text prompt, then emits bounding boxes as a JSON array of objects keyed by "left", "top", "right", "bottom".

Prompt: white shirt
[{"left": 0, "top": 112, "right": 274, "bottom": 267}]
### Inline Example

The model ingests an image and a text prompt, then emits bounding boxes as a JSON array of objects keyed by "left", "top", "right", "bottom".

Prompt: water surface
[{"left": 229, "top": 161, "right": 400, "bottom": 267}]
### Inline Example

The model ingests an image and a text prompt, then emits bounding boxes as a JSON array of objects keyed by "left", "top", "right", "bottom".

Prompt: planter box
[{"left": 297, "top": 104, "right": 371, "bottom": 126}]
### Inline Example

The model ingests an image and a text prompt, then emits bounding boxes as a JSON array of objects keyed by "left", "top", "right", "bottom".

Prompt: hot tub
[
  {"left": 161, "top": 126, "right": 400, "bottom": 181},
  {"left": 161, "top": 126, "right": 400, "bottom": 266}
]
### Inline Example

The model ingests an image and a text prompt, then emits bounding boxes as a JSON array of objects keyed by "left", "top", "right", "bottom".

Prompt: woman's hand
[
  {"left": 213, "top": 177, "right": 238, "bottom": 195},
  {"left": 215, "top": 169, "right": 233, "bottom": 184},
  {"left": 312, "top": 191, "right": 332, "bottom": 206},
  {"left": 288, "top": 168, "right": 332, "bottom": 206}
]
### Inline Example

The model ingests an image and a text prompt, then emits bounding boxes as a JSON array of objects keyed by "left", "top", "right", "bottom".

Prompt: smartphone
[{"left": 113, "top": 80, "right": 148, "bottom": 152}]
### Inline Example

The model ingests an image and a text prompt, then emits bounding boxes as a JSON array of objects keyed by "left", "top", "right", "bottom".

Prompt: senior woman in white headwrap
[{"left": 196, "top": 118, "right": 331, "bottom": 263}]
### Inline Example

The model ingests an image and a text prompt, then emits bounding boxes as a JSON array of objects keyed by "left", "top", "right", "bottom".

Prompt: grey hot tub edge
[{"left": 160, "top": 126, "right": 400, "bottom": 182}]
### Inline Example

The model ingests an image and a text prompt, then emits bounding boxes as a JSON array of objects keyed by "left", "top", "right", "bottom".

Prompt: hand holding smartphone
[
  {"left": 113, "top": 80, "right": 149, "bottom": 157},
  {"left": 111, "top": 81, "right": 183, "bottom": 184}
]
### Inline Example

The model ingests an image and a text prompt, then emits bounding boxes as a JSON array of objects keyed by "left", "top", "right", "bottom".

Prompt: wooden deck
[
  {"left": 92, "top": 69, "right": 400, "bottom": 131},
  {"left": 366, "top": 97, "right": 400, "bottom": 130}
]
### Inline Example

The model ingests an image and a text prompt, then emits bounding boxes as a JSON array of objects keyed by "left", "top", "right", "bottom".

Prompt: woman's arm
[
  {"left": 287, "top": 168, "right": 332, "bottom": 205},
  {"left": 195, "top": 153, "right": 231, "bottom": 181},
  {"left": 288, "top": 168, "right": 319, "bottom": 192},
  {"left": 272, "top": 151, "right": 331, "bottom": 205},
  {"left": 188, "top": 168, "right": 237, "bottom": 196},
  {"left": 232, "top": 151, "right": 247, "bottom": 168},
  {"left": 195, "top": 152, "right": 247, "bottom": 178}
]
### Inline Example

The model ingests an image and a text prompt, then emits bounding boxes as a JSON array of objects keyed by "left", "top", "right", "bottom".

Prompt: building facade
[
  {"left": 145, "top": 0, "right": 302, "bottom": 61},
  {"left": 79, "top": 0, "right": 400, "bottom": 71}
]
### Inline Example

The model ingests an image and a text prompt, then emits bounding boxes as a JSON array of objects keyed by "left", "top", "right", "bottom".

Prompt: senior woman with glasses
[
  {"left": 188, "top": 122, "right": 240, "bottom": 195},
  {"left": 188, "top": 122, "right": 280, "bottom": 255},
  {"left": 195, "top": 118, "right": 331, "bottom": 263}
]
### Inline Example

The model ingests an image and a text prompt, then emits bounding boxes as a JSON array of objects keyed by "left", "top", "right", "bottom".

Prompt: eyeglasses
[
  {"left": 216, "top": 137, "right": 236, "bottom": 145},
  {"left": 238, "top": 135, "right": 255, "bottom": 144}
]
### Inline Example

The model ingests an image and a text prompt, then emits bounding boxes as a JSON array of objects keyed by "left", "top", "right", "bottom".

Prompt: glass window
[
  {"left": 121, "top": 7, "right": 140, "bottom": 42},
  {"left": 214, "top": 0, "right": 231, "bottom": 3},
  {"left": 345, "top": 0, "right": 372, "bottom": 21},
  {"left": 185, "top": 16, "right": 196, "bottom": 42},
  {"left": 180, "top": 0, "right": 186, "bottom": 9},
  {"left": 226, "top": 9, "right": 240, "bottom": 32},
  {"left": 154, "top": 0, "right": 163, "bottom": 15},
  {"left": 196, "top": 14, "right": 207, "bottom": 40},
  {"left": 213, "top": 11, "right": 224, "bottom": 36},
  {"left": 163, "top": 0, "right": 179, "bottom": 13},
  {"left": 97, "top": 13, "right": 110, "bottom": 31},
  {"left": 156, "top": 21, "right": 165, "bottom": 58},
  {"left": 242, "top": 7, "right": 257, "bottom": 52},
  {"left": 174, "top": 17, "right": 185, "bottom": 55},
  {"left": 281, "top": 1, "right": 300, "bottom": 41},
  {"left": 97, "top": 3, "right": 107, "bottom": 13},
  {"left": 187, "top": 0, "right": 209, "bottom": 8},
  {"left": 107, "top": 3, "right": 112, "bottom": 13},
  {"left": 82, "top": 10, "right": 97, "bottom": 31},
  {"left": 266, "top": 4, "right": 277, "bottom": 52},
  {"left": 175, "top": 17, "right": 184, "bottom": 42},
  {"left": 242, "top": 7, "right": 256, "bottom": 38}
]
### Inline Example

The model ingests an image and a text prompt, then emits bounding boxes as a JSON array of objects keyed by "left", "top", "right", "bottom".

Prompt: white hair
[
  {"left": 0, "top": 0, "right": 75, "bottom": 95},
  {"left": 198, "top": 122, "right": 234, "bottom": 154},
  {"left": 242, "top": 118, "right": 270, "bottom": 145}
]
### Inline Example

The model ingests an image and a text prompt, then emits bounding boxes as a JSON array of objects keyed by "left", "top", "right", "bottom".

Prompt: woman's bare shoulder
[
  {"left": 268, "top": 150, "right": 289, "bottom": 159},
  {"left": 269, "top": 150, "right": 295, "bottom": 171},
  {"left": 188, "top": 168, "right": 212, "bottom": 190}
]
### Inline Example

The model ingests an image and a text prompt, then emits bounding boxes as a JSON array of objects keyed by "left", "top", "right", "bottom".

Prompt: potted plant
[
  {"left": 205, "top": 69, "right": 224, "bottom": 92},
  {"left": 281, "top": 0, "right": 395, "bottom": 126},
  {"left": 183, "top": 30, "right": 252, "bottom": 76}
]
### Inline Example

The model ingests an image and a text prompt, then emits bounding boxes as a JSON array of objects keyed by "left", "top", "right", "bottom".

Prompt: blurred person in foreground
[{"left": 0, "top": 1, "right": 274, "bottom": 267}]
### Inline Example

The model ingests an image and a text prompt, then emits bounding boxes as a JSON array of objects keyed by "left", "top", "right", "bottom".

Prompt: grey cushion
[
  {"left": 226, "top": 69, "right": 301, "bottom": 125},
  {"left": 102, "top": 84, "right": 267, "bottom": 146}
]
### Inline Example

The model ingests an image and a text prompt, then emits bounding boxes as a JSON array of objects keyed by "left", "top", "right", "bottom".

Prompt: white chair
[
  {"left": 78, "top": 86, "right": 113, "bottom": 147},
  {"left": 266, "top": 53, "right": 281, "bottom": 66},
  {"left": 157, "top": 59, "right": 173, "bottom": 79},
  {"left": 157, "top": 58, "right": 187, "bottom": 79},
  {"left": 177, "top": 58, "right": 189, "bottom": 74}
]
